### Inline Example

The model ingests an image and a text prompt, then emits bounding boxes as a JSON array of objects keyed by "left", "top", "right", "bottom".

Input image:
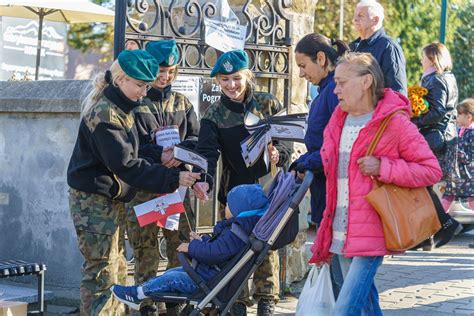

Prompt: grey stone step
[{"left": 0, "top": 283, "right": 53, "bottom": 304}]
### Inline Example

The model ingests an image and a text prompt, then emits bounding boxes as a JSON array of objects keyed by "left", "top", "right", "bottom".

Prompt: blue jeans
[
  {"left": 142, "top": 267, "right": 198, "bottom": 295},
  {"left": 330, "top": 254, "right": 343, "bottom": 299},
  {"left": 332, "top": 255, "right": 383, "bottom": 316}
]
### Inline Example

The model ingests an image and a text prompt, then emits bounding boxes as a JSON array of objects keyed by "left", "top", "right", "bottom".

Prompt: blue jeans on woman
[
  {"left": 332, "top": 255, "right": 383, "bottom": 316},
  {"left": 142, "top": 267, "right": 198, "bottom": 295}
]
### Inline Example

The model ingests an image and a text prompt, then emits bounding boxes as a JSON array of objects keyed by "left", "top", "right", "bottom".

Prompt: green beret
[
  {"left": 210, "top": 50, "right": 249, "bottom": 77},
  {"left": 117, "top": 50, "right": 158, "bottom": 82},
  {"left": 146, "top": 39, "right": 180, "bottom": 67}
]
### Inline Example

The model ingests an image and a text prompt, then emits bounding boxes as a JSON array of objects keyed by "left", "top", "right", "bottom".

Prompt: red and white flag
[{"left": 133, "top": 190, "right": 185, "bottom": 227}]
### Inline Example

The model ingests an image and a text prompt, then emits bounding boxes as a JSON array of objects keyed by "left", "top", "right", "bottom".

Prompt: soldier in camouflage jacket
[
  {"left": 192, "top": 49, "right": 291, "bottom": 315},
  {"left": 124, "top": 39, "right": 200, "bottom": 315},
  {"left": 67, "top": 50, "right": 200, "bottom": 315},
  {"left": 196, "top": 91, "right": 290, "bottom": 201}
]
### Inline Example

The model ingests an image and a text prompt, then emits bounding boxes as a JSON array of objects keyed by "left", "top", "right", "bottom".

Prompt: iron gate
[{"left": 114, "top": 0, "right": 294, "bottom": 231}]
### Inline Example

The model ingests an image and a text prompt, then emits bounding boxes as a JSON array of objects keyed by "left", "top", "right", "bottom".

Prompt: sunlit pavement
[{"left": 257, "top": 229, "right": 474, "bottom": 316}]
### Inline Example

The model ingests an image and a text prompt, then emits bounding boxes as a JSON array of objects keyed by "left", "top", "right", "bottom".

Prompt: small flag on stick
[{"left": 133, "top": 190, "right": 185, "bottom": 227}]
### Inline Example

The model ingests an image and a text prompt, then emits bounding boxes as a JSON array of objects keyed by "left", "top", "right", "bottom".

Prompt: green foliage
[
  {"left": 313, "top": 0, "right": 470, "bottom": 89},
  {"left": 67, "top": 0, "right": 114, "bottom": 62},
  {"left": 314, "top": 0, "right": 358, "bottom": 43},
  {"left": 451, "top": 4, "right": 474, "bottom": 99}
]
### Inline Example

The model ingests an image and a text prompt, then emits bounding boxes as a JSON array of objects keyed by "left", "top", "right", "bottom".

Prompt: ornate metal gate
[
  {"left": 114, "top": 0, "right": 293, "bottom": 105},
  {"left": 114, "top": 0, "right": 294, "bottom": 231}
]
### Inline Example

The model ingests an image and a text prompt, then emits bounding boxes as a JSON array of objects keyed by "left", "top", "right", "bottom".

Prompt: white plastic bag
[{"left": 296, "top": 264, "right": 335, "bottom": 316}]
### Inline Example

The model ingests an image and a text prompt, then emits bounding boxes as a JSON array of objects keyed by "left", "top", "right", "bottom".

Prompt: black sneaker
[
  {"left": 257, "top": 299, "right": 275, "bottom": 316},
  {"left": 111, "top": 285, "right": 142, "bottom": 310},
  {"left": 140, "top": 304, "right": 157, "bottom": 316},
  {"left": 231, "top": 302, "right": 247, "bottom": 316},
  {"left": 434, "top": 218, "right": 463, "bottom": 248}
]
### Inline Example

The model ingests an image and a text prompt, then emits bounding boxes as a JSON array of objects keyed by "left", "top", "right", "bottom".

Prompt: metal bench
[{"left": 0, "top": 260, "right": 46, "bottom": 315}]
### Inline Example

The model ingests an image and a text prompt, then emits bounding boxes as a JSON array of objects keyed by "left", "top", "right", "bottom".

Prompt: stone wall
[
  {"left": 0, "top": 80, "right": 88, "bottom": 290},
  {"left": 0, "top": 0, "right": 319, "bottom": 296}
]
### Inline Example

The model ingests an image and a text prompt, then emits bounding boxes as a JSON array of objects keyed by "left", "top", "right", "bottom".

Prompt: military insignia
[
  {"left": 223, "top": 60, "right": 233, "bottom": 73},
  {"left": 109, "top": 110, "right": 121, "bottom": 126},
  {"left": 122, "top": 114, "right": 135, "bottom": 130},
  {"left": 168, "top": 55, "right": 175, "bottom": 65}
]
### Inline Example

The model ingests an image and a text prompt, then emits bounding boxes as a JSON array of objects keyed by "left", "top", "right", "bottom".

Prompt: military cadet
[
  {"left": 192, "top": 50, "right": 291, "bottom": 316},
  {"left": 67, "top": 49, "right": 201, "bottom": 316},
  {"left": 125, "top": 39, "right": 200, "bottom": 315}
]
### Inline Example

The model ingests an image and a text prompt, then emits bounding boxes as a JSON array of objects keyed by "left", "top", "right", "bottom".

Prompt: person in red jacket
[{"left": 309, "top": 52, "right": 442, "bottom": 315}]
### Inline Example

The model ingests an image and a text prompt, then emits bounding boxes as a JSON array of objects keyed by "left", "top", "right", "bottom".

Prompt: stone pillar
[
  {"left": 287, "top": 0, "right": 319, "bottom": 111},
  {"left": 282, "top": 0, "right": 319, "bottom": 285}
]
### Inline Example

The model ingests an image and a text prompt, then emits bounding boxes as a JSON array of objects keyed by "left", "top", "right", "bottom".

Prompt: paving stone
[
  {"left": 45, "top": 304, "right": 79, "bottom": 315},
  {"left": 0, "top": 283, "right": 53, "bottom": 304},
  {"left": 453, "top": 308, "right": 474, "bottom": 315},
  {"left": 435, "top": 302, "right": 470, "bottom": 313}
]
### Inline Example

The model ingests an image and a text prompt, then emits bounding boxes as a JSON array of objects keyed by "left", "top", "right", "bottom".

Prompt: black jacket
[
  {"left": 412, "top": 71, "right": 458, "bottom": 142},
  {"left": 195, "top": 91, "right": 291, "bottom": 203},
  {"left": 134, "top": 85, "right": 200, "bottom": 163},
  {"left": 350, "top": 28, "right": 407, "bottom": 95},
  {"left": 67, "top": 85, "right": 180, "bottom": 202}
]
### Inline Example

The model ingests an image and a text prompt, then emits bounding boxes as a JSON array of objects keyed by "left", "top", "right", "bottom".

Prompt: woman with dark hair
[{"left": 291, "top": 33, "right": 348, "bottom": 226}]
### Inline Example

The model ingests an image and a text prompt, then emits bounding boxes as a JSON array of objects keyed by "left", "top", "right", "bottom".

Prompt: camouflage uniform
[
  {"left": 69, "top": 188, "right": 127, "bottom": 316},
  {"left": 67, "top": 86, "right": 181, "bottom": 315},
  {"left": 195, "top": 91, "right": 291, "bottom": 305},
  {"left": 126, "top": 86, "right": 200, "bottom": 310}
]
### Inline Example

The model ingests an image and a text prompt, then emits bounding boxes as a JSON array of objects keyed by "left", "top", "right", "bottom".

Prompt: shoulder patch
[
  {"left": 133, "top": 103, "right": 153, "bottom": 114},
  {"left": 202, "top": 101, "right": 245, "bottom": 128},
  {"left": 84, "top": 96, "right": 135, "bottom": 132},
  {"left": 252, "top": 92, "right": 282, "bottom": 117}
]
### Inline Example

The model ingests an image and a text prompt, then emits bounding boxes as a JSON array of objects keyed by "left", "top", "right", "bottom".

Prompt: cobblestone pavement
[
  {"left": 251, "top": 230, "right": 474, "bottom": 316},
  {"left": 39, "top": 231, "right": 473, "bottom": 315}
]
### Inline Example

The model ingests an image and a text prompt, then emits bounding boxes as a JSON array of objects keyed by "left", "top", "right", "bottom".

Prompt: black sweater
[
  {"left": 67, "top": 85, "right": 180, "bottom": 202},
  {"left": 133, "top": 85, "right": 200, "bottom": 163},
  {"left": 194, "top": 91, "right": 291, "bottom": 203}
]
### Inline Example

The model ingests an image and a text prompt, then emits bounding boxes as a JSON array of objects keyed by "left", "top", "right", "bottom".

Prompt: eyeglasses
[{"left": 137, "top": 83, "right": 152, "bottom": 92}]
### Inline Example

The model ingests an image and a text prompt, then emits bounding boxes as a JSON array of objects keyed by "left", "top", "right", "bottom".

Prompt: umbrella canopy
[{"left": 0, "top": 0, "right": 114, "bottom": 79}]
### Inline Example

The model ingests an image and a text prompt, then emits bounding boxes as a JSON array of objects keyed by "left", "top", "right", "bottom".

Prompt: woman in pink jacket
[{"left": 309, "top": 52, "right": 442, "bottom": 315}]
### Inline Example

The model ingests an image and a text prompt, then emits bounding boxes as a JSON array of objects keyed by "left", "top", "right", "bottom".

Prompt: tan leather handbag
[{"left": 365, "top": 112, "right": 441, "bottom": 251}]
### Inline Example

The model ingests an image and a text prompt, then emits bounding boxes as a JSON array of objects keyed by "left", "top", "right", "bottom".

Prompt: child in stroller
[{"left": 111, "top": 184, "right": 269, "bottom": 310}]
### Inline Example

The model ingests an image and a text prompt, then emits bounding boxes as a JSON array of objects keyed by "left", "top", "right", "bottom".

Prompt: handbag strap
[{"left": 366, "top": 111, "right": 406, "bottom": 156}]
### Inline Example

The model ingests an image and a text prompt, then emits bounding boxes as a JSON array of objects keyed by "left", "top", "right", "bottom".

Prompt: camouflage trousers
[
  {"left": 125, "top": 189, "right": 195, "bottom": 309},
  {"left": 217, "top": 204, "right": 280, "bottom": 304},
  {"left": 239, "top": 250, "right": 280, "bottom": 305},
  {"left": 69, "top": 188, "right": 127, "bottom": 316}
]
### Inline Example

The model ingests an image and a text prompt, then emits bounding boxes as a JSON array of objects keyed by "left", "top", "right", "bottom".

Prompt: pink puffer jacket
[{"left": 309, "top": 89, "right": 442, "bottom": 264}]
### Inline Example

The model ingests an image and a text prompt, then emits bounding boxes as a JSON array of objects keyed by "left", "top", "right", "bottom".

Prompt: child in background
[
  {"left": 442, "top": 98, "right": 474, "bottom": 211},
  {"left": 111, "top": 184, "right": 269, "bottom": 310}
]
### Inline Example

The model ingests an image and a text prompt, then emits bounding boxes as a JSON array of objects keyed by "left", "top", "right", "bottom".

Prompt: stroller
[{"left": 149, "top": 170, "right": 314, "bottom": 315}]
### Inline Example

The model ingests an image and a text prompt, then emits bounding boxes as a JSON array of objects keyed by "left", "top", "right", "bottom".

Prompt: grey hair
[
  {"left": 337, "top": 52, "right": 385, "bottom": 107},
  {"left": 357, "top": 0, "right": 385, "bottom": 26}
]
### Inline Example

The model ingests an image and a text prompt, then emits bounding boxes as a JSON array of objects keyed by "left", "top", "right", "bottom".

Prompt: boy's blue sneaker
[{"left": 111, "top": 285, "right": 142, "bottom": 310}]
